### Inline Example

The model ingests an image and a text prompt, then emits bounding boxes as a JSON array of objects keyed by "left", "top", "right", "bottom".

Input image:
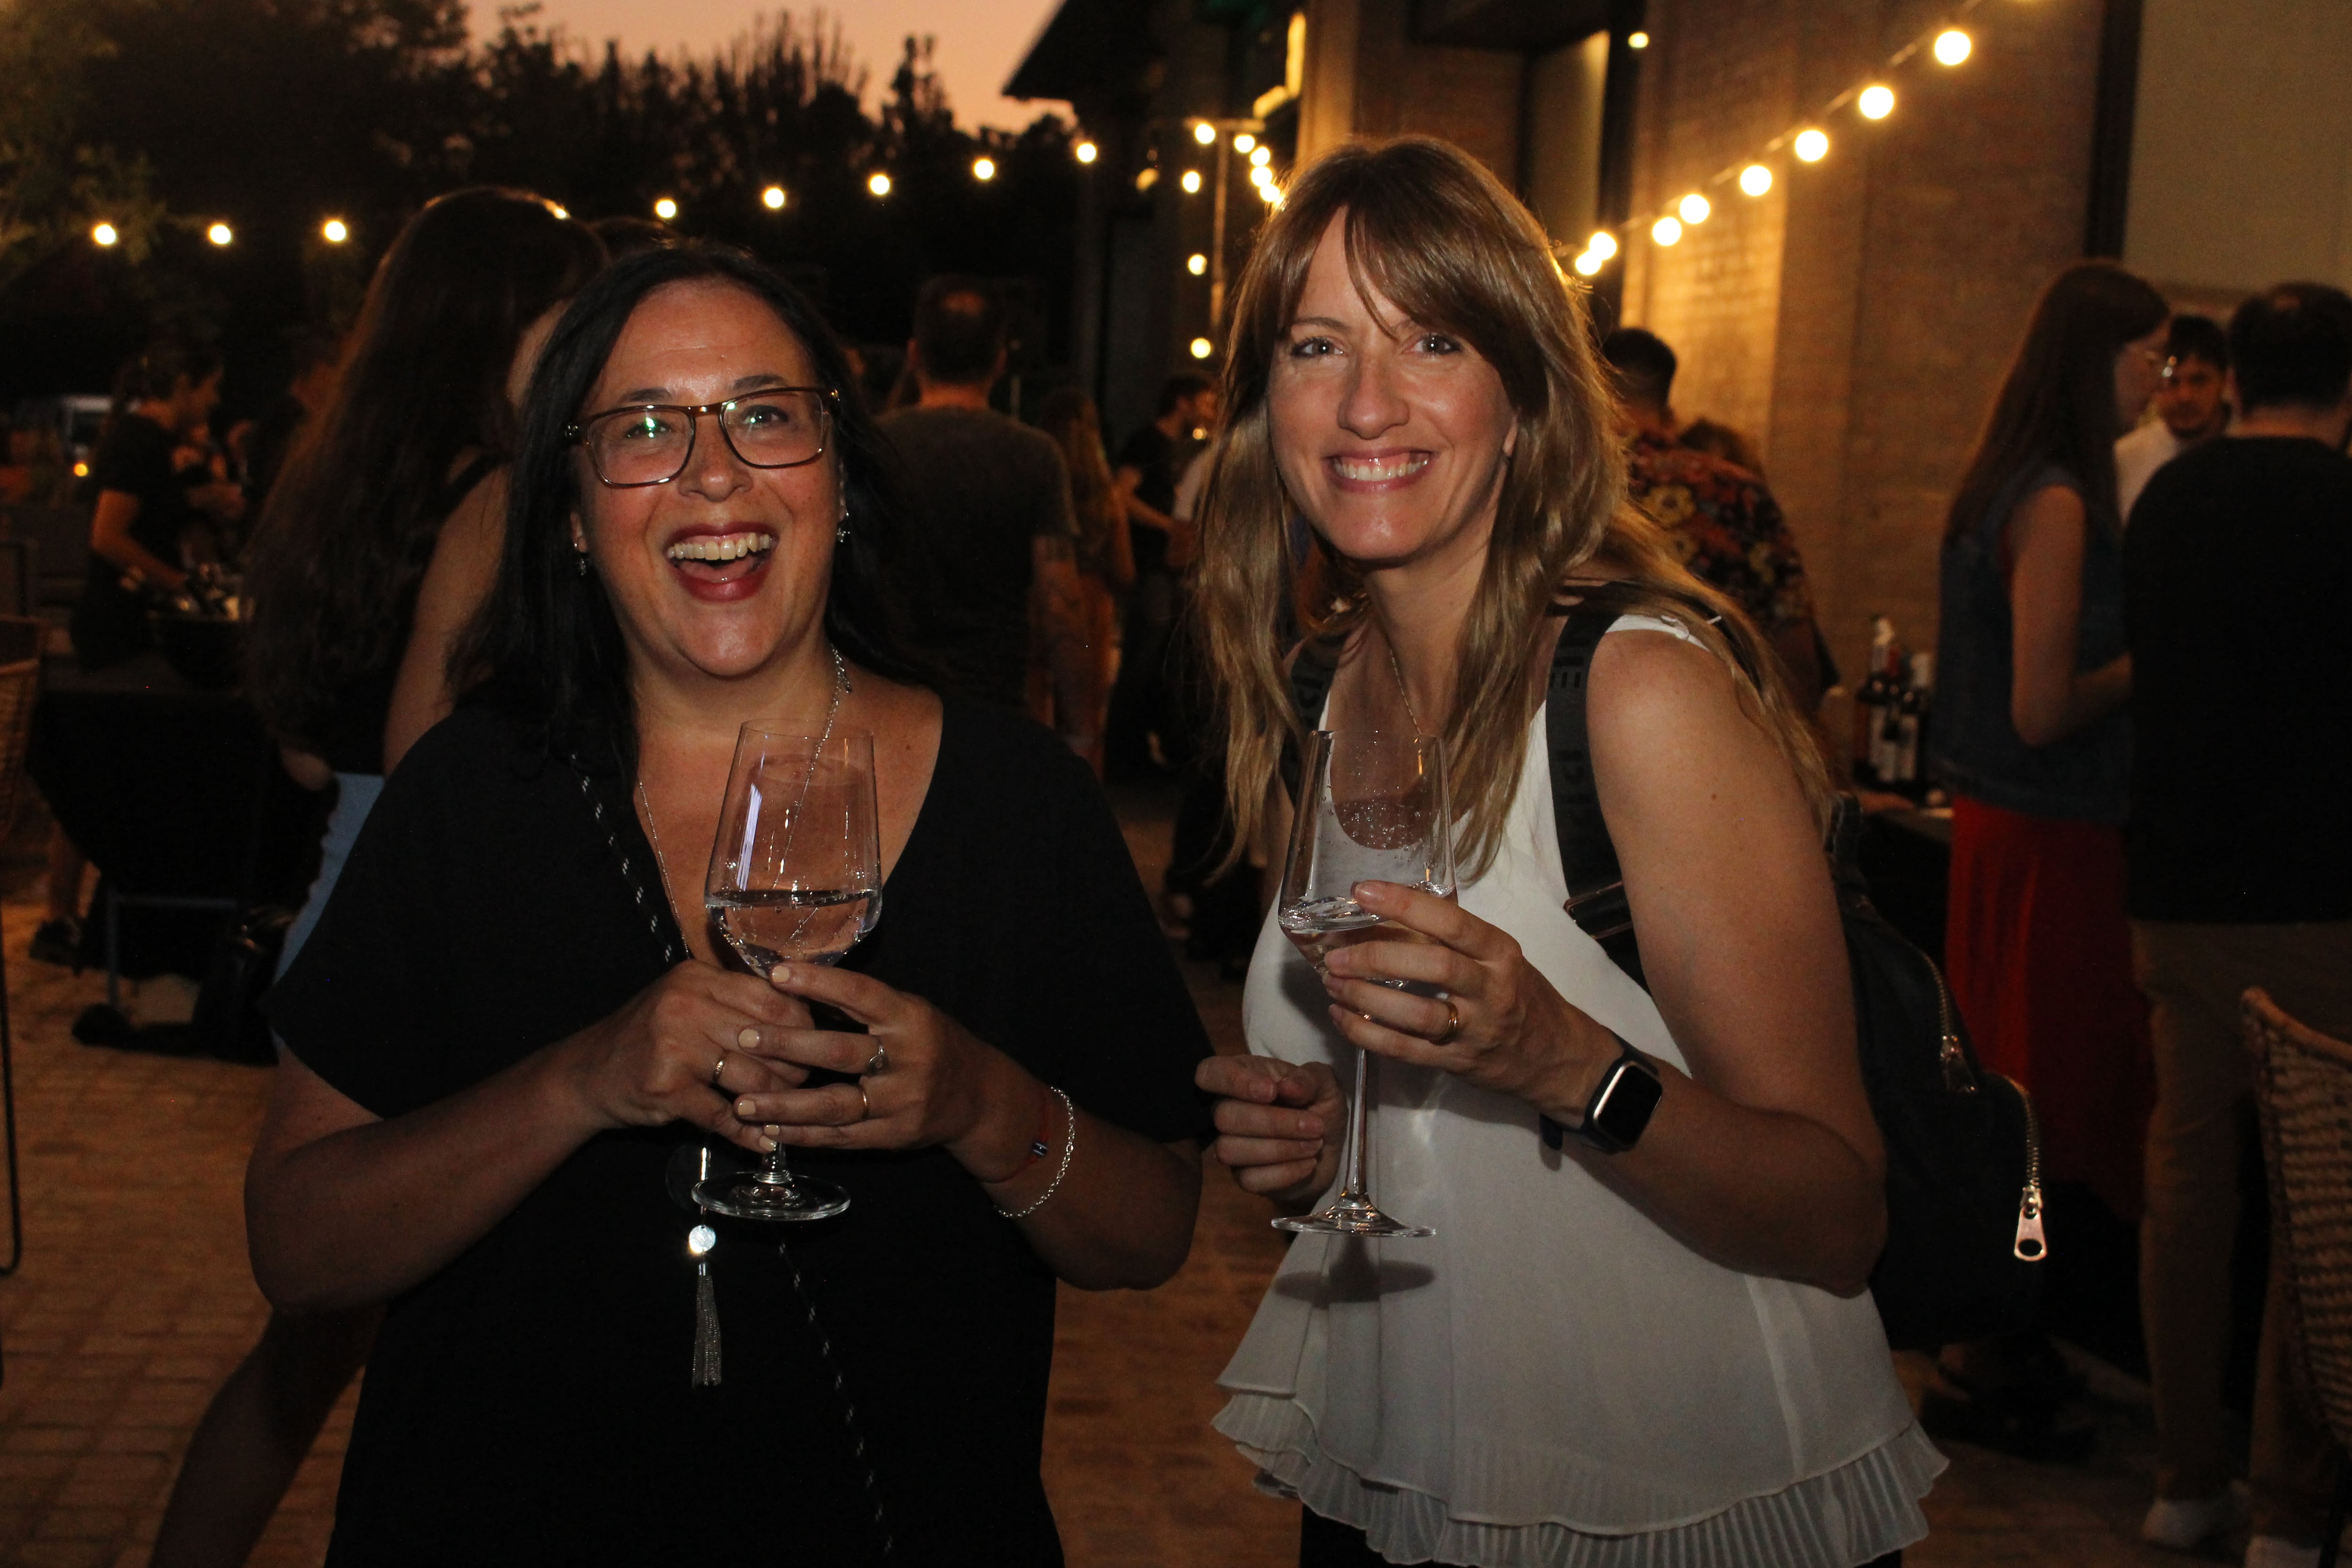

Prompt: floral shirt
[{"left": 1624, "top": 431, "right": 1812, "bottom": 631}]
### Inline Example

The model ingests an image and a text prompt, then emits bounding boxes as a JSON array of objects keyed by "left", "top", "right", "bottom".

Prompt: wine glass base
[
  {"left": 1272, "top": 1197, "right": 1433, "bottom": 1239},
  {"left": 692, "top": 1173, "right": 851, "bottom": 1223}
]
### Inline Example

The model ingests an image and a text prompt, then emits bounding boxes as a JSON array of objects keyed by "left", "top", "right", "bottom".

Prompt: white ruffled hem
[{"left": 1215, "top": 1394, "right": 1944, "bottom": 1568}]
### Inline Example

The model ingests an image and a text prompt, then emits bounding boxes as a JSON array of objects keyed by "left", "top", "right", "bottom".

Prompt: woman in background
[
  {"left": 151, "top": 187, "right": 602, "bottom": 1568},
  {"left": 1923, "top": 259, "right": 2167, "bottom": 1462},
  {"left": 1034, "top": 387, "right": 1132, "bottom": 767}
]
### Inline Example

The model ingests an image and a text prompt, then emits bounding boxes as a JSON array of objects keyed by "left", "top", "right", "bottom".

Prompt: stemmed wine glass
[
  {"left": 1273, "top": 730, "right": 1453, "bottom": 1239},
  {"left": 692, "top": 725, "right": 882, "bottom": 1222}
]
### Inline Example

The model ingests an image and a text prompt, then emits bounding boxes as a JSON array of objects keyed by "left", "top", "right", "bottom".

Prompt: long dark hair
[
  {"left": 452, "top": 242, "right": 926, "bottom": 774},
  {"left": 243, "top": 188, "right": 604, "bottom": 748},
  {"left": 1942, "top": 260, "right": 2167, "bottom": 543}
]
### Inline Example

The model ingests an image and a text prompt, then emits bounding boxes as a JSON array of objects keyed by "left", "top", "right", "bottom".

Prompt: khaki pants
[{"left": 2134, "top": 919, "right": 2352, "bottom": 1540}]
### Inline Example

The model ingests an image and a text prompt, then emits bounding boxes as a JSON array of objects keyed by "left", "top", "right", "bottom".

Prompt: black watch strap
[{"left": 1539, "top": 1035, "right": 1664, "bottom": 1154}]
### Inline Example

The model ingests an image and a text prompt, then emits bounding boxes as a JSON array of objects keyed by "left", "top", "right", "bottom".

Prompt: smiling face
[
  {"left": 572, "top": 278, "right": 840, "bottom": 688},
  {"left": 1265, "top": 213, "right": 1518, "bottom": 575}
]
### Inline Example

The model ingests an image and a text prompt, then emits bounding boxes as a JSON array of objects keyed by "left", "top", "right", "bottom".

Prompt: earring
[
  {"left": 574, "top": 550, "right": 591, "bottom": 578},
  {"left": 835, "top": 509, "right": 850, "bottom": 546}
]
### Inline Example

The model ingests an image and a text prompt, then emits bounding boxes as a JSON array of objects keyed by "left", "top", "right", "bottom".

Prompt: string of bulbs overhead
[{"left": 1570, "top": 0, "right": 1996, "bottom": 277}]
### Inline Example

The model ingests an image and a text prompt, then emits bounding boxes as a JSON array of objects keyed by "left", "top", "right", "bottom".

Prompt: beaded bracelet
[{"left": 996, "top": 1086, "right": 1076, "bottom": 1220}]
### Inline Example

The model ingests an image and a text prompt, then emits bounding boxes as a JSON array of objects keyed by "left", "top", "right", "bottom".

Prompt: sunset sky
[{"left": 506, "top": 0, "right": 1072, "bottom": 131}]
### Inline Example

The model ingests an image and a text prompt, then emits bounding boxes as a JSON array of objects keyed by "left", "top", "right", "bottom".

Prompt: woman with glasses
[
  {"left": 242, "top": 243, "right": 1209, "bottom": 1566},
  {"left": 1922, "top": 260, "right": 2167, "bottom": 1460}
]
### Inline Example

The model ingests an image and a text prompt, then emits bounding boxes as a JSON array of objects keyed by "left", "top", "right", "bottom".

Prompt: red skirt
[{"left": 1945, "top": 795, "right": 2154, "bottom": 1221}]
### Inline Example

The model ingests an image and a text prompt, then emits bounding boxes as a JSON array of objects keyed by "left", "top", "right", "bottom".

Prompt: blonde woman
[{"left": 1193, "top": 137, "right": 1939, "bottom": 1568}]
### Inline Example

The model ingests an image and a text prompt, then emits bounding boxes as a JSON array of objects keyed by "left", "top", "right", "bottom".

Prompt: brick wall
[{"left": 1623, "top": 0, "right": 2106, "bottom": 679}]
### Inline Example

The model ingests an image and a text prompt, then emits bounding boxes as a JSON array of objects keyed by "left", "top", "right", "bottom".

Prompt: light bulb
[
  {"left": 1587, "top": 230, "right": 1618, "bottom": 261},
  {"left": 1740, "top": 164, "right": 1772, "bottom": 197},
  {"left": 1258, "top": 182, "right": 1279, "bottom": 204},
  {"left": 973, "top": 157, "right": 996, "bottom": 181},
  {"left": 1249, "top": 164, "right": 1271, "bottom": 187},
  {"left": 207, "top": 222, "right": 233, "bottom": 247},
  {"left": 1652, "top": 215, "right": 1682, "bottom": 246},
  {"left": 1858, "top": 84, "right": 1895, "bottom": 120},
  {"left": 1933, "top": 29, "right": 1971, "bottom": 66},
  {"left": 1250, "top": 145, "right": 1271, "bottom": 168},
  {"left": 868, "top": 172, "right": 891, "bottom": 196},
  {"left": 653, "top": 197, "right": 678, "bottom": 220},
  {"left": 1181, "top": 169, "right": 1202, "bottom": 193},
  {"left": 321, "top": 218, "right": 349, "bottom": 243},
  {"left": 1075, "top": 140, "right": 1098, "bottom": 164},
  {"left": 1233, "top": 133, "right": 1255, "bottom": 153},
  {"left": 762, "top": 185, "right": 787, "bottom": 210},
  {"left": 91, "top": 222, "right": 119, "bottom": 247},
  {"left": 1193, "top": 121, "right": 1216, "bottom": 145},
  {"left": 1678, "top": 192, "right": 1710, "bottom": 224},
  {"left": 1573, "top": 250, "right": 1602, "bottom": 277},
  {"left": 1794, "top": 128, "right": 1830, "bottom": 163},
  {"left": 1190, "top": 337, "right": 1214, "bottom": 359},
  {"left": 1628, "top": 30, "right": 1649, "bottom": 49},
  {"left": 1187, "top": 253, "right": 1207, "bottom": 275}
]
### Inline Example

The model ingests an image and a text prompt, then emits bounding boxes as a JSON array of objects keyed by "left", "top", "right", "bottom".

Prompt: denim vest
[{"left": 1929, "top": 462, "right": 2131, "bottom": 824}]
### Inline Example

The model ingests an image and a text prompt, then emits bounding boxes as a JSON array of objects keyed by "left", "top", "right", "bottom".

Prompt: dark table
[{"left": 28, "top": 653, "right": 319, "bottom": 983}]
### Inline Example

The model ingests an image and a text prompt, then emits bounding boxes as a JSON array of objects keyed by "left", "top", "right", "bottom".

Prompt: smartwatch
[{"left": 1538, "top": 1035, "right": 1663, "bottom": 1154}]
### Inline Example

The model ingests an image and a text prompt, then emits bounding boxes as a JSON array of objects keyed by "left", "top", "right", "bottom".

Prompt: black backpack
[{"left": 1287, "top": 592, "right": 2044, "bottom": 1350}]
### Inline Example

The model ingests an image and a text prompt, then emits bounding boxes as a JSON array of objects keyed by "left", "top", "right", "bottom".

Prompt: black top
[
  {"left": 266, "top": 699, "right": 1212, "bottom": 1567},
  {"left": 1116, "top": 421, "right": 1176, "bottom": 579},
  {"left": 878, "top": 407, "right": 1076, "bottom": 708},
  {"left": 72, "top": 413, "right": 199, "bottom": 669},
  {"left": 2124, "top": 437, "right": 2352, "bottom": 922}
]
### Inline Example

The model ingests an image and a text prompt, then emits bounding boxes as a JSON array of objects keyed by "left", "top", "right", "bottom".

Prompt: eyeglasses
[{"left": 568, "top": 387, "right": 838, "bottom": 488}]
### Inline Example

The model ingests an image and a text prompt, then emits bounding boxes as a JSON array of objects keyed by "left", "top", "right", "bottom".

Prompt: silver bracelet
[{"left": 996, "top": 1086, "right": 1076, "bottom": 1220}]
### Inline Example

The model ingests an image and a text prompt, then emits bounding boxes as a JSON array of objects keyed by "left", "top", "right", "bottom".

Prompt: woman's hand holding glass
[
  {"left": 1317, "top": 878, "right": 1621, "bottom": 1122},
  {"left": 1197, "top": 1055, "right": 1348, "bottom": 1209},
  {"left": 554, "top": 959, "right": 817, "bottom": 1155}
]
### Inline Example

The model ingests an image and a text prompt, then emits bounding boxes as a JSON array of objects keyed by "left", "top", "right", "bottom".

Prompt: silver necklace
[{"left": 637, "top": 644, "right": 851, "bottom": 920}]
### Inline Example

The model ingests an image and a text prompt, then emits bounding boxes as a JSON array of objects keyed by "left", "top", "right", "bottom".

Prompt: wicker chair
[{"left": 2245, "top": 987, "right": 2352, "bottom": 1567}]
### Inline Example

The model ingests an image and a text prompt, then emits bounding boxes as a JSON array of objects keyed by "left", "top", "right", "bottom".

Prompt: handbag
[{"left": 190, "top": 905, "right": 296, "bottom": 1065}]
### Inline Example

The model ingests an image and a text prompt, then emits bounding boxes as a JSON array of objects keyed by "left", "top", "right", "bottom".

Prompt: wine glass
[
  {"left": 1272, "top": 729, "right": 1453, "bottom": 1239},
  {"left": 692, "top": 725, "right": 882, "bottom": 1222}
]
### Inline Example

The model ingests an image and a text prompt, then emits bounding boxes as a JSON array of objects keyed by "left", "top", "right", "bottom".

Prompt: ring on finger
[
  {"left": 864, "top": 1043, "right": 890, "bottom": 1076},
  {"left": 855, "top": 1082, "right": 872, "bottom": 1122},
  {"left": 711, "top": 1053, "right": 728, "bottom": 1087},
  {"left": 1431, "top": 996, "right": 1461, "bottom": 1047}
]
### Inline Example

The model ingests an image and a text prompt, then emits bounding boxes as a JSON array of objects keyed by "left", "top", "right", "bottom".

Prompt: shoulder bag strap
[
  {"left": 1279, "top": 636, "right": 1343, "bottom": 801},
  {"left": 1546, "top": 594, "right": 1648, "bottom": 992}
]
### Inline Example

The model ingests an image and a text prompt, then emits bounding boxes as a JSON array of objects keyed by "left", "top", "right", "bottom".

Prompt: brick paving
[{"left": 0, "top": 790, "right": 2245, "bottom": 1568}]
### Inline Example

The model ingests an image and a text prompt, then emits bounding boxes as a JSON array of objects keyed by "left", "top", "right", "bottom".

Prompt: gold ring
[
  {"left": 855, "top": 1082, "right": 872, "bottom": 1122},
  {"left": 1432, "top": 997, "right": 1460, "bottom": 1046},
  {"left": 711, "top": 1054, "right": 727, "bottom": 1087}
]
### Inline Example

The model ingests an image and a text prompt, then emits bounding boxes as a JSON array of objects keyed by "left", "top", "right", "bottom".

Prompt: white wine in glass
[
  {"left": 693, "top": 725, "right": 881, "bottom": 1222},
  {"left": 1273, "top": 729, "right": 1453, "bottom": 1239}
]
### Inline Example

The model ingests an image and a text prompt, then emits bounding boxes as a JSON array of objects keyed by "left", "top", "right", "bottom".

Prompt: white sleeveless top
[{"left": 1214, "top": 618, "right": 1943, "bottom": 1567}]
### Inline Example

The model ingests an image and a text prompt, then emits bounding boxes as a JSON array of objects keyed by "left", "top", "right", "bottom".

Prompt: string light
[
  {"left": 321, "top": 218, "right": 349, "bottom": 243},
  {"left": 1258, "top": 182, "right": 1280, "bottom": 204},
  {"left": 1193, "top": 121, "right": 1216, "bottom": 145},
  {"left": 1934, "top": 29, "right": 1972, "bottom": 66},
  {"left": 1858, "top": 84, "right": 1895, "bottom": 119},
  {"left": 1249, "top": 164, "right": 1272, "bottom": 188},
  {"left": 1573, "top": 250, "right": 1603, "bottom": 277},
  {"left": 653, "top": 197, "right": 678, "bottom": 220},
  {"left": 868, "top": 172, "right": 891, "bottom": 197},
  {"left": 1234, "top": 133, "right": 1256, "bottom": 153},
  {"left": 762, "top": 185, "right": 787, "bottom": 210},
  {"left": 1250, "top": 145, "right": 1271, "bottom": 168},
  {"left": 1739, "top": 164, "right": 1773, "bottom": 197},
  {"left": 552, "top": 204, "right": 570, "bottom": 219},
  {"left": 1188, "top": 253, "right": 1208, "bottom": 275},
  {"left": 1652, "top": 216, "right": 1683, "bottom": 246},
  {"left": 1628, "top": 31, "right": 1650, "bottom": 49},
  {"left": 1587, "top": 230, "right": 1618, "bottom": 261},
  {"left": 1794, "top": 128, "right": 1831, "bottom": 162},
  {"left": 973, "top": 157, "right": 997, "bottom": 181},
  {"left": 1181, "top": 169, "right": 1202, "bottom": 193},
  {"left": 206, "top": 222, "right": 233, "bottom": 246},
  {"left": 1678, "top": 192, "right": 1711, "bottom": 224},
  {"left": 1190, "top": 336, "right": 1214, "bottom": 358},
  {"left": 1075, "top": 140, "right": 1098, "bottom": 164},
  {"left": 91, "top": 222, "right": 119, "bottom": 247},
  {"left": 1135, "top": 167, "right": 1159, "bottom": 192}
]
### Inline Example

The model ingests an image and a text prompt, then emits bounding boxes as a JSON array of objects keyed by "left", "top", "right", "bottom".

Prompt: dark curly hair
[{"left": 450, "top": 241, "right": 928, "bottom": 775}]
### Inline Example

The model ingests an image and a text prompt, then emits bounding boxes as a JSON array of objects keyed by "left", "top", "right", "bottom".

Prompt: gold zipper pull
[{"left": 2013, "top": 1183, "right": 2047, "bottom": 1261}]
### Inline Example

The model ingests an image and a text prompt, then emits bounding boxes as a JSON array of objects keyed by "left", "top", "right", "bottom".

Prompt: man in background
[
  {"left": 879, "top": 275, "right": 1092, "bottom": 751},
  {"left": 2118, "top": 313, "right": 2231, "bottom": 522},
  {"left": 2126, "top": 282, "right": 2352, "bottom": 1568},
  {"left": 238, "top": 327, "right": 342, "bottom": 517},
  {"left": 1106, "top": 373, "right": 1217, "bottom": 778},
  {"left": 1599, "top": 327, "right": 1823, "bottom": 710}
]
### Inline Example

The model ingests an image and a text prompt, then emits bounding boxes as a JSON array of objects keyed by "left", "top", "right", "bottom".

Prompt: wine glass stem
[
  {"left": 1340, "top": 1046, "right": 1375, "bottom": 1202},
  {"left": 762, "top": 1145, "right": 797, "bottom": 1188}
]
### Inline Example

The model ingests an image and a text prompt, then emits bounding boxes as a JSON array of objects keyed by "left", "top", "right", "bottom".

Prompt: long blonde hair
[{"left": 1195, "top": 136, "right": 1828, "bottom": 878}]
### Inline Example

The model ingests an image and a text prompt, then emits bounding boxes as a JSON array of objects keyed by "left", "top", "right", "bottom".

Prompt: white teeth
[
  {"left": 1334, "top": 454, "right": 1429, "bottom": 481},
  {"left": 666, "top": 531, "right": 778, "bottom": 563}
]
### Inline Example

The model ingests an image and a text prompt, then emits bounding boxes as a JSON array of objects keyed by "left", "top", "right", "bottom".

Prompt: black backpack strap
[
  {"left": 1279, "top": 636, "right": 1343, "bottom": 800},
  {"left": 1546, "top": 596, "right": 1647, "bottom": 993}
]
